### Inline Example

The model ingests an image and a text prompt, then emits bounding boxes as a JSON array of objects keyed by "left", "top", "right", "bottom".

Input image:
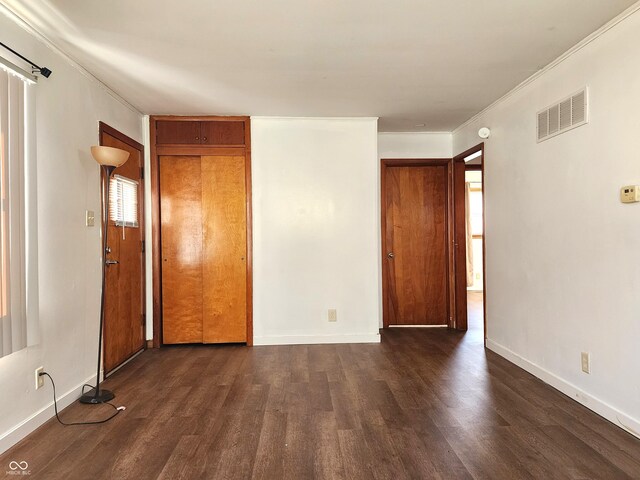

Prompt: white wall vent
[{"left": 537, "top": 88, "right": 588, "bottom": 142}]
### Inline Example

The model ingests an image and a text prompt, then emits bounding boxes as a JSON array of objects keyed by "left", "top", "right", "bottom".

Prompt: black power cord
[{"left": 40, "top": 372, "right": 125, "bottom": 426}]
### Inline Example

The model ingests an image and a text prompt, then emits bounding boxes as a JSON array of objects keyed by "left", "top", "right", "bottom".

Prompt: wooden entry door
[
  {"left": 160, "top": 155, "right": 248, "bottom": 344},
  {"left": 382, "top": 160, "right": 451, "bottom": 326},
  {"left": 100, "top": 123, "right": 145, "bottom": 373}
]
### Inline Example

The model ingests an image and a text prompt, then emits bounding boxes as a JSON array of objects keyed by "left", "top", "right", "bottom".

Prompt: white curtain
[
  {"left": 0, "top": 66, "right": 30, "bottom": 358},
  {"left": 465, "top": 182, "right": 474, "bottom": 287}
]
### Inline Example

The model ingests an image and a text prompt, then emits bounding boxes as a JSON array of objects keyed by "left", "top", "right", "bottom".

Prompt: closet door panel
[
  {"left": 200, "top": 121, "right": 245, "bottom": 145},
  {"left": 160, "top": 156, "right": 204, "bottom": 343},
  {"left": 156, "top": 121, "right": 201, "bottom": 144},
  {"left": 201, "top": 156, "right": 247, "bottom": 343}
]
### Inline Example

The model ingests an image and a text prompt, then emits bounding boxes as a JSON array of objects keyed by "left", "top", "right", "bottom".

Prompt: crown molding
[
  {"left": 250, "top": 116, "right": 379, "bottom": 121},
  {"left": 378, "top": 131, "right": 451, "bottom": 135},
  {"left": 453, "top": 2, "right": 640, "bottom": 135}
]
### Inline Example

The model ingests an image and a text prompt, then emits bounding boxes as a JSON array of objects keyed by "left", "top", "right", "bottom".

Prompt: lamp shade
[{"left": 91, "top": 145, "right": 129, "bottom": 167}]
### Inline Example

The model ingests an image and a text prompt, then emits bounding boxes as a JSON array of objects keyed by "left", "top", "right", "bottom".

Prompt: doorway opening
[{"left": 454, "top": 144, "right": 486, "bottom": 341}]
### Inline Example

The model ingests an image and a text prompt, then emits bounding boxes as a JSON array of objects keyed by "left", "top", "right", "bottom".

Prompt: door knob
[
  {"left": 387, "top": 252, "right": 394, "bottom": 259},
  {"left": 105, "top": 259, "right": 119, "bottom": 265}
]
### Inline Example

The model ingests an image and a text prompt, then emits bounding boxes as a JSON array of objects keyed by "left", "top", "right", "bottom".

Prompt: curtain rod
[
  {"left": 0, "top": 55, "right": 37, "bottom": 83},
  {"left": 0, "top": 41, "right": 52, "bottom": 78}
]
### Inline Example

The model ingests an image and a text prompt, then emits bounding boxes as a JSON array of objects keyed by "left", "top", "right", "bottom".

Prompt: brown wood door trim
[
  {"left": 149, "top": 115, "right": 253, "bottom": 348},
  {"left": 150, "top": 115, "right": 250, "bottom": 123},
  {"left": 244, "top": 118, "right": 254, "bottom": 345},
  {"left": 150, "top": 119, "right": 162, "bottom": 348},
  {"left": 100, "top": 121, "right": 144, "bottom": 151},
  {"left": 98, "top": 121, "right": 146, "bottom": 370},
  {"left": 453, "top": 159, "right": 467, "bottom": 331},
  {"left": 156, "top": 146, "right": 246, "bottom": 156},
  {"left": 380, "top": 158, "right": 455, "bottom": 329},
  {"left": 453, "top": 143, "right": 486, "bottom": 341},
  {"left": 465, "top": 164, "right": 482, "bottom": 172}
]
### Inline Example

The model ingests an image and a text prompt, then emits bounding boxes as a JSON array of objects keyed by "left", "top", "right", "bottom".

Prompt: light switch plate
[
  {"left": 620, "top": 186, "right": 640, "bottom": 203},
  {"left": 86, "top": 210, "right": 95, "bottom": 226}
]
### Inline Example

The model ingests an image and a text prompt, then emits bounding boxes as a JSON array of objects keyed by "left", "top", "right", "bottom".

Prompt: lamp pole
[
  {"left": 80, "top": 145, "right": 129, "bottom": 403},
  {"left": 81, "top": 165, "right": 115, "bottom": 403}
]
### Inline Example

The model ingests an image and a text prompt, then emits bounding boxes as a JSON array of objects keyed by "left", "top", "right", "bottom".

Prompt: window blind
[
  {"left": 109, "top": 175, "right": 139, "bottom": 228},
  {"left": 0, "top": 64, "right": 29, "bottom": 358}
]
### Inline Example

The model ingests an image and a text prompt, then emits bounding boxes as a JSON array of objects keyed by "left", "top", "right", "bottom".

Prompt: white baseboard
[
  {"left": 253, "top": 333, "right": 381, "bottom": 346},
  {"left": 0, "top": 374, "right": 96, "bottom": 455},
  {"left": 487, "top": 339, "right": 640, "bottom": 439}
]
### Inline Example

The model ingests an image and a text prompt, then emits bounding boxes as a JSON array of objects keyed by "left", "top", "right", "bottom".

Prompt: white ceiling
[{"left": 2, "top": 0, "right": 637, "bottom": 131}]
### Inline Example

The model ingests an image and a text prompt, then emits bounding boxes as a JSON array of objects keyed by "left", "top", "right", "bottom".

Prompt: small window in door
[{"left": 109, "top": 175, "right": 139, "bottom": 227}]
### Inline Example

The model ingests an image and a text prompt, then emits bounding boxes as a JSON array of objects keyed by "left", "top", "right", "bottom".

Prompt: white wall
[
  {"left": 378, "top": 132, "right": 452, "bottom": 159},
  {"left": 0, "top": 11, "right": 143, "bottom": 453},
  {"left": 251, "top": 117, "right": 380, "bottom": 344},
  {"left": 453, "top": 8, "right": 640, "bottom": 437}
]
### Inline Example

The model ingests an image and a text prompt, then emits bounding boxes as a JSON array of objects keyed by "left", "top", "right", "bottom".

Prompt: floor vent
[{"left": 537, "top": 88, "right": 588, "bottom": 142}]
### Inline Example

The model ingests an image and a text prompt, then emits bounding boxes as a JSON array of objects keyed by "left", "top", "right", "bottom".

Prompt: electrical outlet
[
  {"left": 581, "top": 352, "right": 590, "bottom": 374},
  {"left": 35, "top": 366, "right": 44, "bottom": 389},
  {"left": 85, "top": 210, "right": 95, "bottom": 227},
  {"left": 328, "top": 309, "right": 337, "bottom": 322}
]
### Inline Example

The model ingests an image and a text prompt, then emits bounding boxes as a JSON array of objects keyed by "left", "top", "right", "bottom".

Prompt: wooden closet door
[
  {"left": 160, "top": 156, "right": 204, "bottom": 343},
  {"left": 201, "top": 156, "right": 247, "bottom": 343}
]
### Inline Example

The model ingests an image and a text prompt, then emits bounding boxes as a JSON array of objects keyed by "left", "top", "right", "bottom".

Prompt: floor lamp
[{"left": 80, "top": 145, "right": 130, "bottom": 404}]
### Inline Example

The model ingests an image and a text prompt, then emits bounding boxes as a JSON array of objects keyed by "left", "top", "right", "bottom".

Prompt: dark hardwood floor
[{"left": 3, "top": 294, "right": 640, "bottom": 479}]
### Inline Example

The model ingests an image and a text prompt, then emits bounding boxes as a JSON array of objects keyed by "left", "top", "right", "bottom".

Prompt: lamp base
[{"left": 79, "top": 388, "right": 115, "bottom": 404}]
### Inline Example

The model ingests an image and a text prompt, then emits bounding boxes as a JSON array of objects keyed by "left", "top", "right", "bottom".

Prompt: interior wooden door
[
  {"left": 102, "top": 128, "right": 145, "bottom": 373},
  {"left": 160, "top": 156, "right": 204, "bottom": 343},
  {"left": 384, "top": 164, "right": 450, "bottom": 325},
  {"left": 201, "top": 156, "right": 247, "bottom": 343}
]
